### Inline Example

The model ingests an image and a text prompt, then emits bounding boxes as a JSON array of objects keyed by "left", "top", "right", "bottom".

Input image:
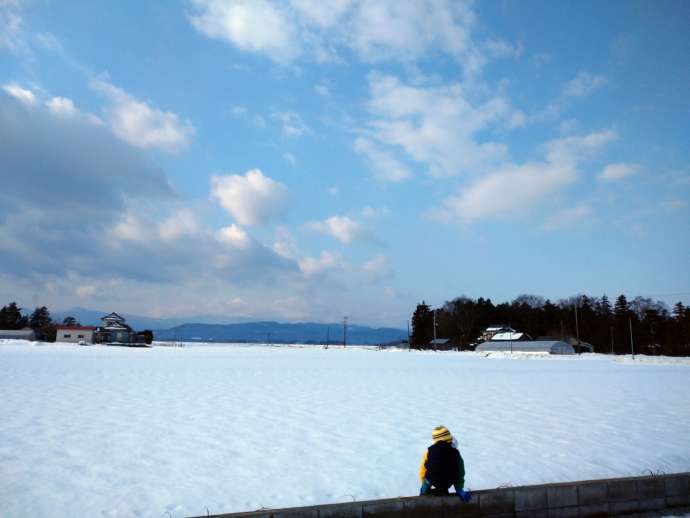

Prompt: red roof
[{"left": 56, "top": 326, "right": 97, "bottom": 331}]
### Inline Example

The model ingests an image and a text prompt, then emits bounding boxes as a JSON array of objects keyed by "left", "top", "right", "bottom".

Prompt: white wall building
[{"left": 56, "top": 326, "right": 96, "bottom": 344}]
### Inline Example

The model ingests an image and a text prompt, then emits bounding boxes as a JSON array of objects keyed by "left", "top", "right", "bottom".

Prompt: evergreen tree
[
  {"left": 673, "top": 302, "right": 685, "bottom": 320},
  {"left": 29, "top": 306, "right": 52, "bottom": 331},
  {"left": 614, "top": 295, "right": 629, "bottom": 318},
  {"left": 0, "top": 302, "right": 29, "bottom": 330},
  {"left": 29, "top": 306, "right": 54, "bottom": 342},
  {"left": 599, "top": 294, "right": 612, "bottom": 317},
  {"left": 410, "top": 301, "right": 433, "bottom": 349}
]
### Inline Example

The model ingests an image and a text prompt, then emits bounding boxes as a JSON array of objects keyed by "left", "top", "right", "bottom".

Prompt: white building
[
  {"left": 476, "top": 340, "right": 575, "bottom": 355},
  {"left": 56, "top": 326, "right": 96, "bottom": 344}
]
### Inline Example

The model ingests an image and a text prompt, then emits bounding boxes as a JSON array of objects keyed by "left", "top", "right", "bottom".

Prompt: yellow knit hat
[{"left": 432, "top": 425, "right": 453, "bottom": 443}]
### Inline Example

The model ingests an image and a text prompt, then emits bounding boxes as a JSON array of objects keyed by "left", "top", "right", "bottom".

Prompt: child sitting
[{"left": 419, "top": 425, "right": 471, "bottom": 502}]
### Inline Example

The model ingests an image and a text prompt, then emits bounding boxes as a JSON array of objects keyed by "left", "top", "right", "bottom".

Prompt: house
[
  {"left": 56, "top": 326, "right": 97, "bottom": 344},
  {"left": 489, "top": 331, "right": 533, "bottom": 342},
  {"left": 95, "top": 312, "right": 136, "bottom": 344},
  {"left": 480, "top": 325, "right": 516, "bottom": 342},
  {"left": 476, "top": 340, "right": 575, "bottom": 355},
  {"left": 0, "top": 328, "right": 36, "bottom": 341}
]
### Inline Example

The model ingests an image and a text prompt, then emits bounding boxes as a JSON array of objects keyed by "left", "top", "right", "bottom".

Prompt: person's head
[{"left": 432, "top": 425, "right": 453, "bottom": 444}]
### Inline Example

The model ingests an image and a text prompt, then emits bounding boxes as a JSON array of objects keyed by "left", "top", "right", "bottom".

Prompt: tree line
[
  {"left": 0, "top": 302, "right": 153, "bottom": 344},
  {"left": 410, "top": 294, "right": 690, "bottom": 356}
]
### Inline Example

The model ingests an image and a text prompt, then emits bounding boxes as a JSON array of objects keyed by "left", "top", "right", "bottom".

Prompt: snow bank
[{"left": 0, "top": 343, "right": 688, "bottom": 517}]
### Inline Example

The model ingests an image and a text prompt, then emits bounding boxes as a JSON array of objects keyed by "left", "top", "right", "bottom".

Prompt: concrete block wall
[{"left": 193, "top": 472, "right": 690, "bottom": 518}]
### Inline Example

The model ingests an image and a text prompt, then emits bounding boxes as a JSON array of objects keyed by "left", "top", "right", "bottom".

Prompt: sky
[{"left": 1, "top": 0, "right": 689, "bottom": 327}]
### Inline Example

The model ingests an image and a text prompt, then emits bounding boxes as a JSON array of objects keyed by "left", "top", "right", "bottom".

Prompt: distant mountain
[
  {"left": 49, "top": 308, "right": 407, "bottom": 345},
  {"left": 154, "top": 321, "right": 408, "bottom": 345},
  {"left": 51, "top": 307, "right": 239, "bottom": 331}
]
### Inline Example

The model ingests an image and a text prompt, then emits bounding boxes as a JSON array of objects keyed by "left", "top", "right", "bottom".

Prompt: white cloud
[
  {"left": 314, "top": 83, "right": 331, "bottom": 97},
  {"left": 436, "top": 130, "right": 617, "bottom": 222},
  {"left": 289, "top": 0, "right": 352, "bottom": 28},
  {"left": 2, "top": 83, "right": 36, "bottom": 105},
  {"left": 282, "top": 151, "right": 297, "bottom": 165},
  {"left": 298, "top": 250, "right": 343, "bottom": 277},
  {"left": 188, "top": 0, "right": 300, "bottom": 63},
  {"left": 563, "top": 71, "right": 607, "bottom": 99},
  {"left": 158, "top": 209, "right": 200, "bottom": 241},
  {"left": 75, "top": 285, "right": 97, "bottom": 298},
  {"left": 0, "top": 1, "right": 21, "bottom": 50},
  {"left": 91, "top": 79, "right": 195, "bottom": 153},
  {"left": 113, "top": 213, "right": 152, "bottom": 243},
  {"left": 230, "top": 105, "right": 247, "bottom": 117},
  {"left": 309, "top": 215, "right": 365, "bottom": 244},
  {"left": 362, "top": 253, "right": 392, "bottom": 282},
  {"left": 33, "top": 32, "right": 61, "bottom": 51},
  {"left": 354, "top": 137, "right": 412, "bottom": 182},
  {"left": 45, "top": 96, "right": 76, "bottom": 116},
  {"left": 272, "top": 110, "right": 310, "bottom": 137},
  {"left": 361, "top": 205, "right": 389, "bottom": 218},
  {"left": 42, "top": 96, "right": 103, "bottom": 125},
  {"left": 216, "top": 224, "right": 250, "bottom": 249},
  {"left": 211, "top": 169, "right": 288, "bottom": 226},
  {"left": 484, "top": 38, "right": 523, "bottom": 60},
  {"left": 272, "top": 227, "right": 300, "bottom": 260},
  {"left": 598, "top": 163, "right": 640, "bottom": 182},
  {"left": 558, "top": 118, "right": 580, "bottom": 135},
  {"left": 327, "top": 186, "right": 338, "bottom": 196},
  {"left": 188, "top": 0, "right": 483, "bottom": 72},
  {"left": 348, "top": 1, "right": 479, "bottom": 70},
  {"left": 531, "top": 72, "right": 608, "bottom": 124},
  {"left": 542, "top": 205, "right": 592, "bottom": 230},
  {"left": 363, "top": 73, "right": 514, "bottom": 178}
]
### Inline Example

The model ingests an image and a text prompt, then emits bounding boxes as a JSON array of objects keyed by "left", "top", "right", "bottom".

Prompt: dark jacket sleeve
[{"left": 457, "top": 451, "right": 465, "bottom": 488}]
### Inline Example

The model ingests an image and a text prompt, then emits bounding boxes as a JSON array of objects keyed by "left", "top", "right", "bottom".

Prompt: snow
[
  {"left": 1, "top": 341, "right": 689, "bottom": 517},
  {"left": 488, "top": 331, "right": 527, "bottom": 341}
]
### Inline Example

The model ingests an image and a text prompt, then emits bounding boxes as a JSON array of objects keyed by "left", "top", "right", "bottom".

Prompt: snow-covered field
[{"left": 1, "top": 341, "right": 689, "bottom": 517}]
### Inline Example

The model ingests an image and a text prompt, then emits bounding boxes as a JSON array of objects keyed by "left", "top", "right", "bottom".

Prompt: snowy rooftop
[{"left": 489, "top": 331, "right": 528, "bottom": 341}]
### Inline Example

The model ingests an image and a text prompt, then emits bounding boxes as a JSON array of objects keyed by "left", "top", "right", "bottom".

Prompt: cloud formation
[
  {"left": 0, "top": 1, "right": 21, "bottom": 50},
  {"left": 598, "top": 163, "right": 640, "bottom": 182},
  {"left": 188, "top": 0, "right": 486, "bottom": 73},
  {"left": 2, "top": 83, "right": 35, "bottom": 105},
  {"left": 309, "top": 215, "right": 367, "bottom": 244},
  {"left": 354, "top": 137, "right": 411, "bottom": 182},
  {"left": 362, "top": 72, "right": 517, "bottom": 178},
  {"left": 563, "top": 71, "right": 607, "bottom": 99},
  {"left": 91, "top": 79, "right": 195, "bottom": 153},
  {"left": 211, "top": 169, "right": 289, "bottom": 226},
  {"left": 436, "top": 130, "right": 617, "bottom": 222},
  {"left": 0, "top": 91, "right": 296, "bottom": 291},
  {"left": 189, "top": 0, "right": 299, "bottom": 64}
]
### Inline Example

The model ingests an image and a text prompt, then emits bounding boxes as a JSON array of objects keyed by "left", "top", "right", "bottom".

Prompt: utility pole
[
  {"left": 325, "top": 326, "right": 330, "bottom": 349},
  {"left": 343, "top": 316, "right": 348, "bottom": 348},
  {"left": 433, "top": 310, "right": 437, "bottom": 343},
  {"left": 629, "top": 317, "right": 635, "bottom": 360},
  {"left": 574, "top": 300, "right": 580, "bottom": 345},
  {"left": 610, "top": 326, "right": 614, "bottom": 355}
]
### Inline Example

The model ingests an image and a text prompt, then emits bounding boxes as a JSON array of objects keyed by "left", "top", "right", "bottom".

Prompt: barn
[{"left": 475, "top": 340, "right": 575, "bottom": 355}]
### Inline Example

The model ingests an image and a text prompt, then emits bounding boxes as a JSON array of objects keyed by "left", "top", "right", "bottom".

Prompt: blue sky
[{"left": 1, "top": 0, "right": 689, "bottom": 326}]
